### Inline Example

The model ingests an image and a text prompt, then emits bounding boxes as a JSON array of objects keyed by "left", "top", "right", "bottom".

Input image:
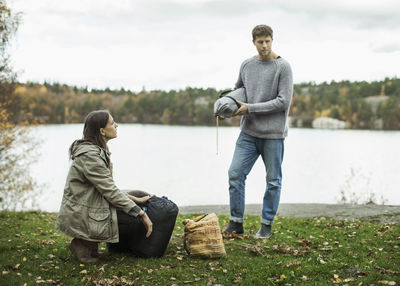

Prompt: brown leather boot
[
  {"left": 69, "top": 238, "right": 99, "bottom": 264},
  {"left": 89, "top": 242, "right": 105, "bottom": 258}
]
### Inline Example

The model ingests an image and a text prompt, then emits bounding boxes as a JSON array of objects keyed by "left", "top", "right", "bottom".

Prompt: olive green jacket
[{"left": 55, "top": 141, "right": 141, "bottom": 243}]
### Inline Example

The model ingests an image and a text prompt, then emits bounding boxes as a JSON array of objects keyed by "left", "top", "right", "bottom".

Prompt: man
[{"left": 224, "top": 24, "right": 293, "bottom": 238}]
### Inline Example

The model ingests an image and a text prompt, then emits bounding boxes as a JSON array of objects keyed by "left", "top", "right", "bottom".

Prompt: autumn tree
[{"left": 0, "top": 0, "right": 39, "bottom": 210}]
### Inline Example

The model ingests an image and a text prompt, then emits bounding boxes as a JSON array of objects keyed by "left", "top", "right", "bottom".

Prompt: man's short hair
[{"left": 252, "top": 25, "right": 273, "bottom": 40}]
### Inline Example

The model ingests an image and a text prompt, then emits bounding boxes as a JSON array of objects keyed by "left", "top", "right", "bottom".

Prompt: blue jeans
[{"left": 228, "top": 132, "right": 284, "bottom": 225}]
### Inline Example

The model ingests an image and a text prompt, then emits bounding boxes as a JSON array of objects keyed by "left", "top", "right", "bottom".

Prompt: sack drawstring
[{"left": 216, "top": 115, "right": 219, "bottom": 155}]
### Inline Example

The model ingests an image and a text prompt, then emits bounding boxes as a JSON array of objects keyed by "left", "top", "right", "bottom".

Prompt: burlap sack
[{"left": 183, "top": 213, "right": 226, "bottom": 258}]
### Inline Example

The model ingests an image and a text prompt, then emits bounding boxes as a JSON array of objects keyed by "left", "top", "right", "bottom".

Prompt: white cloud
[
  {"left": 371, "top": 42, "right": 400, "bottom": 53},
  {"left": 267, "top": 0, "right": 400, "bottom": 29},
  {"left": 8, "top": 0, "right": 400, "bottom": 91}
]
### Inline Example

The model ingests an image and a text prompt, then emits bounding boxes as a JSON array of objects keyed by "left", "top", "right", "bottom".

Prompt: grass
[{"left": 0, "top": 211, "right": 399, "bottom": 285}]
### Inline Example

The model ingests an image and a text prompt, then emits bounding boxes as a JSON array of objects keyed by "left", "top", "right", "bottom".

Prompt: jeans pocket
[{"left": 88, "top": 210, "right": 111, "bottom": 239}]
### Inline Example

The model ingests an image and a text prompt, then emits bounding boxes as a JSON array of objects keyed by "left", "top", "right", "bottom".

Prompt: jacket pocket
[{"left": 88, "top": 209, "right": 111, "bottom": 239}]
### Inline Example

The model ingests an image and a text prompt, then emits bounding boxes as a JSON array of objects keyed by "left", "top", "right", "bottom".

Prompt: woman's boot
[
  {"left": 89, "top": 242, "right": 105, "bottom": 258},
  {"left": 69, "top": 238, "right": 99, "bottom": 263}
]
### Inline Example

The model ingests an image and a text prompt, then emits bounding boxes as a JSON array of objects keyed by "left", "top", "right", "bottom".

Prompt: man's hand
[
  {"left": 140, "top": 211, "right": 153, "bottom": 238},
  {"left": 128, "top": 194, "right": 153, "bottom": 204},
  {"left": 234, "top": 100, "right": 249, "bottom": 116}
]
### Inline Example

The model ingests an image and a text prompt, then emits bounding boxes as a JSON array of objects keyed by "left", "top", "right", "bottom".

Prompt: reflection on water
[{"left": 31, "top": 124, "right": 400, "bottom": 212}]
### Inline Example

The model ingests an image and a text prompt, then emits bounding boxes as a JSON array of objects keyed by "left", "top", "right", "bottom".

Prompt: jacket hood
[{"left": 70, "top": 140, "right": 105, "bottom": 159}]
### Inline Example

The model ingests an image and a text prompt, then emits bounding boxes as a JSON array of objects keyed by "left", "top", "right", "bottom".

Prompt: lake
[{"left": 30, "top": 124, "right": 400, "bottom": 212}]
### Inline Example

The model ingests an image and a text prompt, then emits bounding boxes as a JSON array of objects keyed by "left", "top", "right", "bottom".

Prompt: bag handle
[
  {"left": 224, "top": 95, "right": 241, "bottom": 109},
  {"left": 218, "top": 89, "right": 243, "bottom": 109}
]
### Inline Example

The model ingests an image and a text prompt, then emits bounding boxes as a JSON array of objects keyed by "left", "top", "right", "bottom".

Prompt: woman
[{"left": 56, "top": 110, "right": 153, "bottom": 263}]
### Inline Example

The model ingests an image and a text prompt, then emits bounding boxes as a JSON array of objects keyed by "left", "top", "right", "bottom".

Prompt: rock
[{"left": 312, "top": 117, "right": 348, "bottom": 129}]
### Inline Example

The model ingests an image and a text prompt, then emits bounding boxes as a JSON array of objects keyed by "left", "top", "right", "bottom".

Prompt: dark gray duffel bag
[
  {"left": 107, "top": 191, "right": 179, "bottom": 258},
  {"left": 213, "top": 87, "right": 247, "bottom": 119}
]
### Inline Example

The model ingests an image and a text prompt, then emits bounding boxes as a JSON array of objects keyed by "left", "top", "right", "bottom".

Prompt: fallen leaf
[
  {"left": 99, "top": 264, "right": 107, "bottom": 272},
  {"left": 378, "top": 281, "right": 396, "bottom": 285},
  {"left": 285, "top": 261, "right": 301, "bottom": 267},
  {"left": 36, "top": 239, "right": 55, "bottom": 245},
  {"left": 375, "top": 266, "right": 400, "bottom": 275},
  {"left": 244, "top": 243, "right": 265, "bottom": 256},
  {"left": 297, "top": 239, "right": 313, "bottom": 246},
  {"left": 222, "top": 231, "right": 244, "bottom": 239},
  {"left": 35, "top": 276, "right": 46, "bottom": 284},
  {"left": 82, "top": 274, "right": 139, "bottom": 285},
  {"left": 272, "top": 244, "right": 310, "bottom": 256}
]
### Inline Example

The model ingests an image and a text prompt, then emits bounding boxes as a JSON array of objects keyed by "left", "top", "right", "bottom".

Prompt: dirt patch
[{"left": 179, "top": 203, "right": 400, "bottom": 224}]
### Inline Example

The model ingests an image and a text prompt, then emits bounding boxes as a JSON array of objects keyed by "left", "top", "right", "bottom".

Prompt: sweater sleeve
[
  {"left": 81, "top": 153, "right": 142, "bottom": 216},
  {"left": 247, "top": 63, "right": 293, "bottom": 114},
  {"left": 234, "top": 63, "right": 244, "bottom": 89}
]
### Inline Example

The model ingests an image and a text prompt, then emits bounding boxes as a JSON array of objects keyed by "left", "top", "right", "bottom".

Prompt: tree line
[
  {"left": 9, "top": 77, "right": 400, "bottom": 130},
  {"left": 291, "top": 78, "right": 400, "bottom": 129}
]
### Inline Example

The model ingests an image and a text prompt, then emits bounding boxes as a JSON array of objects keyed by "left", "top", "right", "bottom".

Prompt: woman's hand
[
  {"left": 140, "top": 211, "right": 153, "bottom": 238},
  {"left": 128, "top": 194, "right": 153, "bottom": 204}
]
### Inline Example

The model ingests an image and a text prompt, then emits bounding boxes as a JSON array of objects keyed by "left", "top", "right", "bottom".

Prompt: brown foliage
[{"left": 0, "top": 0, "right": 39, "bottom": 210}]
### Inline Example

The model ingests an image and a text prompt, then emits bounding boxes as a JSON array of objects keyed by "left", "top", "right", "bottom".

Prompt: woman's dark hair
[{"left": 69, "top": 110, "right": 110, "bottom": 158}]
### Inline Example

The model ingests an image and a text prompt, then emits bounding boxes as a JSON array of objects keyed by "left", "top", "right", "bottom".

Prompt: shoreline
[{"left": 178, "top": 203, "right": 400, "bottom": 224}]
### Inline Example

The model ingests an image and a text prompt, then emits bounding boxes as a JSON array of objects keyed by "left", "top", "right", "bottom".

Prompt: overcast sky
[{"left": 8, "top": 0, "right": 400, "bottom": 91}]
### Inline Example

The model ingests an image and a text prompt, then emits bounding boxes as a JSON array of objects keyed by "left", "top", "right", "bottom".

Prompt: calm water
[{"left": 31, "top": 124, "right": 400, "bottom": 212}]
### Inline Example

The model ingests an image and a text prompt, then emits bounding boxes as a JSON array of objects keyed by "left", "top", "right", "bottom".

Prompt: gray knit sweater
[{"left": 235, "top": 56, "right": 293, "bottom": 139}]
